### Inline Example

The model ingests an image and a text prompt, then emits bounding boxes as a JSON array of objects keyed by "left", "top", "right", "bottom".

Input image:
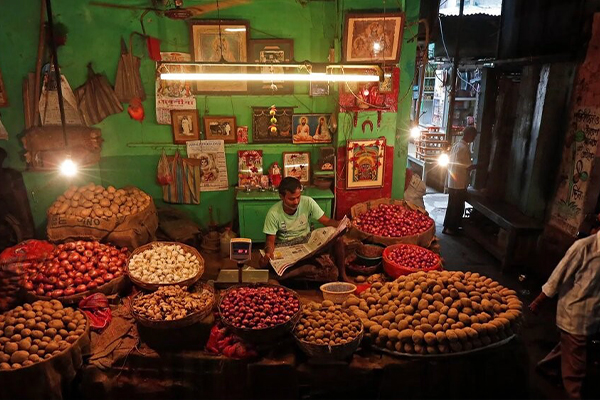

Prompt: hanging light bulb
[
  {"left": 410, "top": 126, "right": 421, "bottom": 139},
  {"left": 437, "top": 153, "right": 450, "bottom": 167},
  {"left": 59, "top": 158, "right": 78, "bottom": 177},
  {"left": 373, "top": 42, "right": 382, "bottom": 52}
]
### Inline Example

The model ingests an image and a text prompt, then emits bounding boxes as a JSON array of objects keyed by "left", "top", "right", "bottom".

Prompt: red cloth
[
  {"left": 79, "top": 293, "right": 112, "bottom": 331},
  {"left": 146, "top": 36, "right": 161, "bottom": 61},
  {"left": 206, "top": 322, "right": 257, "bottom": 359},
  {"left": 0, "top": 239, "right": 54, "bottom": 265}
]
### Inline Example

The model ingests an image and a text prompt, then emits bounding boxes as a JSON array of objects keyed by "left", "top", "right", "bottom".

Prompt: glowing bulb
[
  {"left": 438, "top": 153, "right": 450, "bottom": 167},
  {"left": 410, "top": 126, "right": 421, "bottom": 139},
  {"left": 373, "top": 42, "right": 381, "bottom": 51},
  {"left": 59, "top": 158, "right": 78, "bottom": 177},
  {"left": 362, "top": 89, "right": 370, "bottom": 96}
]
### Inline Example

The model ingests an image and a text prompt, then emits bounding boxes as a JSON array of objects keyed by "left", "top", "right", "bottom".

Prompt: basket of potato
[
  {"left": 0, "top": 300, "right": 89, "bottom": 372},
  {"left": 293, "top": 300, "right": 363, "bottom": 360},
  {"left": 344, "top": 270, "right": 522, "bottom": 357},
  {"left": 131, "top": 283, "right": 215, "bottom": 329},
  {"left": 127, "top": 242, "right": 204, "bottom": 291}
]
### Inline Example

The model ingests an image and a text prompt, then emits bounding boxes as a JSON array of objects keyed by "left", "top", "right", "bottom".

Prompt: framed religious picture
[
  {"left": 346, "top": 138, "right": 385, "bottom": 189},
  {"left": 283, "top": 152, "right": 311, "bottom": 185},
  {"left": 171, "top": 109, "right": 200, "bottom": 144},
  {"left": 252, "top": 106, "right": 293, "bottom": 143},
  {"left": 236, "top": 125, "right": 248, "bottom": 143},
  {"left": 238, "top": 150, "right": 263, "bottom": 189},
  {"left": 343, "top": 13, "right": 404, "bottom": 63},
  {"left": 309, "top": 81, "right": 329, "bottom": 97},
  {"left": 189, "top": 20, "right": 249, "bottom": 94},
  {"left": 0, "top": 67, "right": 8, "bottom": 107},
  {"left": 248, "top": 39, "right": 294, "bottom": 94},
  {"left": 203, "top": 115, "right": 237, "bottom": 143},
  {"left": 292, "top": 114, "right": 333, "bottom": 144}
]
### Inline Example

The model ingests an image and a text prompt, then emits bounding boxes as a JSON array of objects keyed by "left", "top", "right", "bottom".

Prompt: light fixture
[
  {"left": 224, "top": 27, "right": 246, "bottom": 32},
  {"left": 59, "top": 158, "right": 78, "bottom": 177},
  {"left": 438, "top": 153, "right": 450, "bottom": 167},
  {"left": 373, "top": 42, "right": 382, "bottom": 51},
  {"left": 410, "top": 126, "right": 421, "bottom": 139},
  {"left": 158, "top": 62, "right": 383, "bottom": 83}
]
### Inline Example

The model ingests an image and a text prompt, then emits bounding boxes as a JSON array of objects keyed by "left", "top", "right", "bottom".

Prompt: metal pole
[
  {"left": 444, "top": 0, "right": 465, "bottom": 140},
  {"left": 45, "top": 0, "right": 68, "bottom": 149}
]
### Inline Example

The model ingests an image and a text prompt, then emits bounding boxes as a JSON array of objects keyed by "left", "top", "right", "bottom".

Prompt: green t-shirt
[{"left": 263, "top": 196, "right": 325, "bottom": 242}]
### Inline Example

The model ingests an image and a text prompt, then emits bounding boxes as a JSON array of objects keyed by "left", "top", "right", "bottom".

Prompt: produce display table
[
  {"left": 79, "top": 292, "right": 529, "bottom": 399},
  {"left": 236, "top": 187, "right": 334, "bottom": 242}
]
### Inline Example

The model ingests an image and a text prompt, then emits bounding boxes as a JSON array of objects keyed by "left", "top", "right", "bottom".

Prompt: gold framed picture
[
  {"left": 283, "top": 152, "right": 311, "bottom": 185},
  {"left": 346, "top": 138, "right": 385, "bottom": 189},
  {"left": 171, "top": 109, "right": 200, "bottom": 144},
  {"left": 203, "top": 115, "right": 237, "bottom": 143},
  {"left": 189, "top": 20, "right": 249, "bottom": 93}
]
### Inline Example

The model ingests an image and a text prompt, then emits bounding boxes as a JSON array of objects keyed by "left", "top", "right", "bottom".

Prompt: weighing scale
[{"left": 215, "top": 238, "right": 269, "bottom": 286}]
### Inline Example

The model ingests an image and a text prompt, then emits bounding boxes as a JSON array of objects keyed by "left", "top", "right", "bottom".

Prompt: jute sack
[
  {"left": 47, "top": 197, "right": 158, "bottom": 250},
  {"left": 349, "top": 198, "right": 435, "bottom": 247}
]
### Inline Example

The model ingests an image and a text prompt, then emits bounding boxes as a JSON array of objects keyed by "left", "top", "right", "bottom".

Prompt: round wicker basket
[
  {"left": 131, "top": 282, "right": 216, "bottom": 329},
  {"left": 218, "top": 283, "right": 301, "bottom": 345},
  {"left": 126, "top": 241, "right": 204, "bottom": 291}
]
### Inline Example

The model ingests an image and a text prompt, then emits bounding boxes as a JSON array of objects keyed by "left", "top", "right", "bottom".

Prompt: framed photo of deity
[
  {"left": 283, "top": 152, "right": 311, "bottom": 185},
  {"left": 171, "top": 109, "right": 200, "bottom": 144},
  {"left": 343, "top": 13, "right": 404, "bottom": 63},
  {"left": 292, "top": 114, "right": 333, "bottom": 144},
  {"left": 248, "top": 39, "right": 294, "bottom": 94},
  {"left": 346, "top": 138, "right": 385, "bottom": 189},
  {"left": 189, "top": 20, "right": 249, "bottom": 94}
]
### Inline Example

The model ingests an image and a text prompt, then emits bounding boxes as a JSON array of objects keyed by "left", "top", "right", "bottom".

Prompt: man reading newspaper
[{"left": 259, "top": 177, "right": 347, "bottom": 281}]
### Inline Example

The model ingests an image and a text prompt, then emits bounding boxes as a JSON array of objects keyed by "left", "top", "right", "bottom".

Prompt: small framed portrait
[
  {"left": 236, "top": 125, "right": 248, "bottom": 143},
  {"left": 343, "top": 13, "right": 404, "bottom": 63},
  {"left": 310, "top": 81, "right": 329, "bottom": 97},
  {"left": 292, "top": 114, "right": 333, "bottom": 144},
  {"left": 283, "top": 152, "right": 311, "bottom": 185},
  {"left": 346, "top": 138, "right": 386, "bottom": 189},
  {"left": 203, "top": 116, "right": 237, "bottom": 143},
  {"left": 189, "top": 20, "right": 249, "bottom": 94},
  {"left": 171, "top": 109, "right": 200, "bottom": 144},
  {"left": 248, "top": 39, "right": 294, "bottom": 94}
]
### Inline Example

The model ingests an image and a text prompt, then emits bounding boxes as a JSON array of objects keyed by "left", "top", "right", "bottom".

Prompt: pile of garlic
[{"left": 128, "top": 244, "right": 200, "bottom": 284}]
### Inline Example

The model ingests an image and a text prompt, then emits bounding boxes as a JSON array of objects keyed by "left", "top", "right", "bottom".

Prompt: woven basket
[
  {"left": 382, "top": 244, "right": 442, "bottom": 279},
  {"left": 218, "top": 283, "right": 301, "bottom": 345},
  {"left": 24, "top": 274, "right": 129, "bottom": 305},
  {"left": 131, "top": 282, "right": 216, "bottom": 329},
  {"left": 349, "top": 198, "right": 435, "bottom": 247},
  {"left": 126, "top": 241, "right": 204, "bottom": 291}
]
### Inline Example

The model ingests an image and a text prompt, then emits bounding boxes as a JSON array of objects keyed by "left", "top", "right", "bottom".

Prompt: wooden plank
[{"left": 473, "top": 68, "right": 498, "bottom": 189}]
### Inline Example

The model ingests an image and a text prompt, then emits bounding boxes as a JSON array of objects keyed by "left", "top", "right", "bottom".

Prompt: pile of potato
[
  {"left": 294, "top": 300, "right": 363, "bottom": 346},
  {"left": 128, "top": 244, "right": 201, "bottom": 284},
  {"left": 0, "top": 300, "right": 87, "bottom": 370},
  {"left": 343, "top": 270, "right": 522, "bottom": 355},
  {"left": 132, "top": 285, "right": 213, "bottom": 322},
  {"left": 48, "top": 183, "right": 151, "bottom": 220}
]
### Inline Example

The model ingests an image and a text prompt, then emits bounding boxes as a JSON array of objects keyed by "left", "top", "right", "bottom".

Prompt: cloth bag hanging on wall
[
  {"left": 75, "top": 63, "right": 123, "bottom": 126},
  {"left": 114, "top": 36, "right": 145, "bottom": 103},
  {"left": 161, "top": 150, "right": 201, "bottom": 204}
]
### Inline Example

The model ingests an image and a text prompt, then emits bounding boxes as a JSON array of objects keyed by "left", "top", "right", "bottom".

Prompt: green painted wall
[{"left": 0, "top": 0, "right": 418, "bottom": 235}]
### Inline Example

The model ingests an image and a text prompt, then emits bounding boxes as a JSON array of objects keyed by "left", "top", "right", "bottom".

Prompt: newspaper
[
  {"left": 38, "top": 67, "right": 83, "bottom": 126},
  {"left": 186, "top": 140, "right": 229, "bottom": 191},
  {"left": 262, "top": 216, "right": 350, "bottom": 276}
]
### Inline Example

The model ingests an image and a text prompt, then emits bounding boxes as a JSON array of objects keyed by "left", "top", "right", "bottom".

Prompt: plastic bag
[{"left": 157, "top": 149, "right": 173, "bottom": 185}]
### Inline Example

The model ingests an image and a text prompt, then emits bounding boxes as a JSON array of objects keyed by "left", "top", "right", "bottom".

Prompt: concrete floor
[{"left": 424, "top": 191, "right": 567, "bottom": 399}]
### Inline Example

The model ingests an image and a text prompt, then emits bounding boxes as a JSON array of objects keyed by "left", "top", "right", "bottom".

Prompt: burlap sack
[
  {"left": 47, "top": 198, "right": 158, "bottom": 250},
  {"left": 349, "top": 198, "right": 435, "bottom": 247}
]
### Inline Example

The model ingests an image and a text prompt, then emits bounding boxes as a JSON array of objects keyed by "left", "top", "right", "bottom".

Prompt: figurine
[{"left": 269, "top": 162, "right": 282, "bottom": 188}]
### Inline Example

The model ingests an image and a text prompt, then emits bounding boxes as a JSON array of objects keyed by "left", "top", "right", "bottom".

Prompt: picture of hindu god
[
  {"left": 180, "top": 116, "right": 193, "bottom": 136},
  {"left": 198, "top": 153, "right": 218, "bottom": 182},
  {"left": 209, "top": 35, "right": 236, "bottom": 62},
  {"left": 351, "top": 19, "right": 394, "bottom": 59},
  {"left": 294, "top": 117, "right": 312, "bottom": 142},
  {"left": 312, "top": 117, "right": 332, "bottom": 142}
]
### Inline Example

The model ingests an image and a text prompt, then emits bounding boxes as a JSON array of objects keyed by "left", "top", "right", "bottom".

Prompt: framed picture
[
  {"left": 346, "top": 138, "right": 385, "bottom": 189},
  {"left": 292, "top": 114, "right": 333, "bottom": 144},
  {"left": 171, "top": 109, "right": 200, "bottom": 144},
  {"left": 238, "top": 150, "right": 263, "bottom": 188},
  {"left": 203, "top": 115, "right": 237, "bottom": 143},
  {"left": 283, "top": 152, "right": 310, "bottom": 185},
  {"left": 310, "top": 81, "right": 329, "bottom": 97},
  {"left": 252, "top": 106, "right": 293, "bottom": 143},
  {"left": 248, "top": 39, "right": 294, "bottom": 94},
  {"left": 0, "top": 67, "right": 8, "bottom": 107},
  {"left": 236, "top": 125, "right": 248, "bottom": 143},
  {"left": 189, "top": 20, "right": 249, "bottom": 94},
  {"left": 379, "top": 66, "right": 394, "bottom": 93},
  {"left": 343, "top": 13, "right": 404, "bottom": 63}
]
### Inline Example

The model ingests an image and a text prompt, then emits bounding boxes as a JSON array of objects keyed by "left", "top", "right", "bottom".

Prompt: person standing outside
[
  {"left": 529, "top": 228, "right": 600, "bottom": 399},
  {"left": 442, "top": 126, "right": 477, "bottom": 235}
]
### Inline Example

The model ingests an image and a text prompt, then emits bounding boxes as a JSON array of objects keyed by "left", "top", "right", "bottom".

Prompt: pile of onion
[
  {"left": 21, "top": 240, "right": 128, "bottom": 298},
  {"left": 353, "top": 204, "right": 434, "bottom": 237}
]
